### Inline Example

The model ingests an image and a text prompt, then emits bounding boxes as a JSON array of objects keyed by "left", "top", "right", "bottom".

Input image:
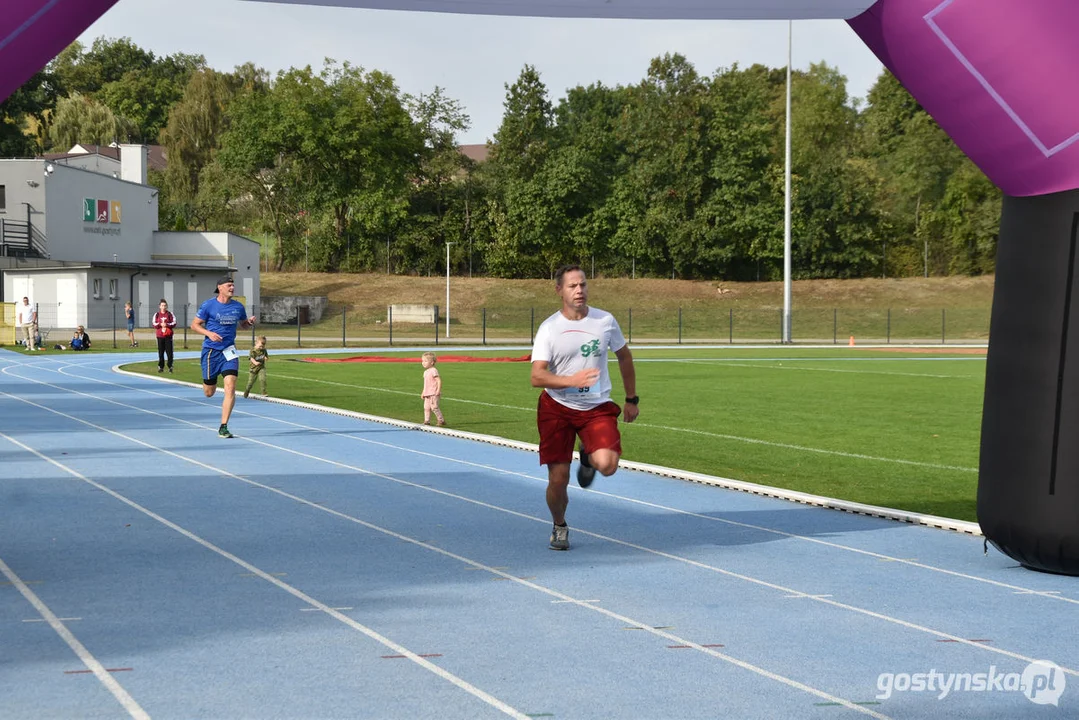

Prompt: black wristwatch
[{"left": 625, "top": 396, "right": 640, "bottom": 405}]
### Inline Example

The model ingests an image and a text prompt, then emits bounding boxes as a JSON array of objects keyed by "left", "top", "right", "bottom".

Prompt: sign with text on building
[{"left": 83, "top": 197, "right": 122, "bottom": 236}]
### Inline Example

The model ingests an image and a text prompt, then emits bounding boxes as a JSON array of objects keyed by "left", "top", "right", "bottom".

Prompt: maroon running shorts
[{"left": 537, "top": 390, "right": 622, "bottom": 465}]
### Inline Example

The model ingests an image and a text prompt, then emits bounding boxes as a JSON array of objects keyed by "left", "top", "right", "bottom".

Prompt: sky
[{"left": 76, "top": 0, "right": 886, "bottom": 145}]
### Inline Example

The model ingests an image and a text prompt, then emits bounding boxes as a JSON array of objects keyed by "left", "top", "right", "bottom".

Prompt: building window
[
  {"left": 0, "top": 184, "right": 6, "bottom": 212},
  {"left": 108, "top": 279, "right": 118, "bottom": 299},
  {"left": 93, "top": 278, "right": 102, "bottom": 299}
]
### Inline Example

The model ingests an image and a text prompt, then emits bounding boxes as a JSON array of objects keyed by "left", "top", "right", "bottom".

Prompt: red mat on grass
[{"left": 303, "top": 354, "right": 532, "bottom": 363}]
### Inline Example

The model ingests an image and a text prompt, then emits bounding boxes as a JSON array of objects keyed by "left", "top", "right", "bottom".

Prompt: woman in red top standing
[{"left": 153, "top": 299, "right": 177, "bottom": 373}]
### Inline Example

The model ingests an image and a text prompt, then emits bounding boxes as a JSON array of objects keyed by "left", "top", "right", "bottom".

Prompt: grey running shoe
[
  {"left": 218, "top": 424, "right": 234, "bottom": 439},
  {"left": 550, "top": 524, "right": 569, "bottom": 551},
  {"left": 576, "top": 444, "right": 596, "bottom": 488}
]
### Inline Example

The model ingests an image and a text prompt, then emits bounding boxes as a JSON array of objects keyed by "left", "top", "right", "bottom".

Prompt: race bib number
[
  {"left": 223, "top": 345, "right": 239, "bottom": 361},
  {"left": 573, "top": 383, "right": 600, "bottom": 401},
  {"left": 556, "top": 381, "right": 599, "bottom": 403}
]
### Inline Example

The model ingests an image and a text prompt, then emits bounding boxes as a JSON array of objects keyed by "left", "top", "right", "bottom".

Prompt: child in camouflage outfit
[{"left": 244, "top": 336, "right": 269, "bottom": 398}]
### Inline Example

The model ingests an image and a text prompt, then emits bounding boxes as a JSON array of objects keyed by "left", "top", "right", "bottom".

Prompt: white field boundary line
[
  {"left": 0, "top": 389, "right": 890, "bottom": 719},
  {"left": 0, "top": 425, "right": 531, "bottom": 720},
  {"left": 51, "top": 364, "right": 1079, "bottom": 607},
  {"left": 670, "top": 360, "right": 974, "bottom": 379},
  {"left": 15, "top": 367, "right": 1077, "bottom": 675},
  {"left": 0, "top": 551, "right": 150, "bottom": 720}
]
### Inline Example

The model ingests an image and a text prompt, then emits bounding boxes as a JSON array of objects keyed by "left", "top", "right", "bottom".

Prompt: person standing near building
[
  {"left": 16, "top": 297, "right": 38, "bottom": 351},
  {"left": 124, "top": 301, "right": 138, "bottom": 347},
  {"left": 191, "top": 277, "right": 256, "bottom": 438},
  {"left": 530, "top": 264, "right": 639, "bottom": 551},
  {"left": 153, "top": 299, "right": 177, "bottom": 373}
]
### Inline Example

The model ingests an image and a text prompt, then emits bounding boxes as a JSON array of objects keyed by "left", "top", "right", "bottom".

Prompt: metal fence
[{"left": 4, "top": 302, "right": 991, "bottom": 349}]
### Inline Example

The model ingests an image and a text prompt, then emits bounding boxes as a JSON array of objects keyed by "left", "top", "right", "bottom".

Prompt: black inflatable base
[{"left": 978, "top": 189, "right": 1079, "bottom": 575}]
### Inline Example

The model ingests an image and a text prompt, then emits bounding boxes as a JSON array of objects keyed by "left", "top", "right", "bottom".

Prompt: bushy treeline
[{"left": 0, "top": 38, "right": 1000, "bottom": 279}]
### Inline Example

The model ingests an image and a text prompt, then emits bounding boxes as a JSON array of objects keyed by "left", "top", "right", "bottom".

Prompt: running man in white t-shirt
[{"left": 530, "top": 264, "right": 639, "bottom": 550}]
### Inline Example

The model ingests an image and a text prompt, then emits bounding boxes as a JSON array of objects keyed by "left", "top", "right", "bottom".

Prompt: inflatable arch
[{"left": 5, "top": 0, "right": 1079, "bottom": 573}]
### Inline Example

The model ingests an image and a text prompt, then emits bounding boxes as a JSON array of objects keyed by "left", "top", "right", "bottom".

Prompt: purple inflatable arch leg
[
  {"left": 0, "top": 0, "right": 120, "bottom": 105},
  {"left": 849, "top": 0, "right": 1079, "bottom": 573}
]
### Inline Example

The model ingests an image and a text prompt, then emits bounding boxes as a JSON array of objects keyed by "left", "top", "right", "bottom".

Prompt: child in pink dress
[{"left": 421, "top": 352, "right": 446, "bottom": 426}]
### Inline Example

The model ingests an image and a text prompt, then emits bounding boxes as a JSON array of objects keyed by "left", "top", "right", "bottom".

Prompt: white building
[{"left": 0, "top": 144, "right": 260, "bottom": 333}]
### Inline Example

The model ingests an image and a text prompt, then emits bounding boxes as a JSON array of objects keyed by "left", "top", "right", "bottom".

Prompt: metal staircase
[{"left": 0, "top": 218, "right": 48, "bottom": 258}]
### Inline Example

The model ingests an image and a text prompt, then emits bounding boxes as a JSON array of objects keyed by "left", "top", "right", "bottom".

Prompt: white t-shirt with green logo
[{"left": 531, "top": 307, "right": 626, "bottom": 411}]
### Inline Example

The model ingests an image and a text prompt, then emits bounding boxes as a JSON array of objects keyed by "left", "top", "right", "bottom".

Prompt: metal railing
[
  {"left": 6, "top": 302, "right": 991, "bottom": 350},
  {"left": 0, "top": 218, "right": 48, "bottom": 258}
]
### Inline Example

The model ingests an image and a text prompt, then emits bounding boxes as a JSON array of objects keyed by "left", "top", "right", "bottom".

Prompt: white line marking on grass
[
  {"left": 673, "top": 360, "right": 972, "bottom": 379},
  {"left": 635, "top": 423, "right": 978, "bottom": 473},
  {"left": 0, "top": 427, "right": 531, "bottom": 720},
  {"left": 0, "top": 548, "right": 148, "bottom": 720},
  {"left": 5, "top": 371, "right": 1073, "bottom": 683},
  {"left": 269, "top": 373, "right": 977, "bottom": 473},
  {"left": 49, "top": 364, "right": 1079, "bottom": 608}
]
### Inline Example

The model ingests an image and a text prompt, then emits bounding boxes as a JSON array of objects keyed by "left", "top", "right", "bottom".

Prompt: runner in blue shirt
[{"left": 192, "top": 276, "right": 257, "bottom": 438}]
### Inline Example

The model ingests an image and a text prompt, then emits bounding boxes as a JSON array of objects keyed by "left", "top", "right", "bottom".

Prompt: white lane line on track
[
  {"left": 8, "top": 365, "right": 1076, "bottom": 682},
  {"left": 16, "top": 363, "right": 1069, "bottom": 605},
  {"left": 268, "top": 372, "right": 978, "bottom": 474},
  {"left": 0, "top": 389, "right": 888, "bottom": 719},
  {"left": 0, "top": 549, "right": 149, "bottom": 720},
  {"left": 0, "top": 426, "right": 531, "bottom": 720}
]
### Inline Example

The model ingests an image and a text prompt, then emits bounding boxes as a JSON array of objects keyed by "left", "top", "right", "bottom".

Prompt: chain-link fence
[
  {"left": 3, "top": 301, "right": 991, "bottom": 349},
  {"left": 245, "top": 304, "right": 991, "bottom": 349}
]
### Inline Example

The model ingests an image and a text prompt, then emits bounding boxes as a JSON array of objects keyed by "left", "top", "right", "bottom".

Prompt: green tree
[
  {"left": 99, "top": 51, "right": 204, "bottom": 142},
  {"left": 218, "top": 61, "right": 422, "bottom": 272},
  {"left": 404, "top": 87, "right": 472, "bottom": 273},
  {"left": 159, "top": 68, "right": 248, "bottom": 228},
  {"left": 485, "top": 65, "right": 555, "bottom": 277},
  {"left": 0, "top": 71, "right": 58, "bottom": 156},
  {"left": 611, "top": 54, "right": 712, "bottom": 278},
  {"left": 788, "top": 63, "right": 881, "bottom": 278},
  {"left": 700, "top": 64, "right": 786, "bottom": 280},
  {"left": 47, "top": 92, "right": 137, "bottom": 150},
  {"left": 51, "top": 37, "right": 154, "bottom": 97}
]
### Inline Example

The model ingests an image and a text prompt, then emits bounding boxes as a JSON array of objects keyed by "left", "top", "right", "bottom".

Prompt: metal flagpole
[
  {"left": 445, "top": 242, "right": 454, "bottom": 338},
  {"left": 783, "top": 20, "right": 793, "bottom": 344}
]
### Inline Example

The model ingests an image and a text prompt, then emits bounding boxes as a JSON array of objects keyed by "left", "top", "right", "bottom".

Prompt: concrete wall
[
  {"left": 0, "top": 160, "right": 47, "bottom": 237},
  {"left": 260, "top": 296, "right": 329, "bottom": 324},
  {"left": 389, "top": 304, "right": 439, "bottom": 323},
  {"left": 153, "top": 231, "right": 260, "bottom": 308}
]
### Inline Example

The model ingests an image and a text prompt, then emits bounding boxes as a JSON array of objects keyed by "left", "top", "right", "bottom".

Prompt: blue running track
[{"left": 1, "top": 348, "right": 1076, "bottom": 719}]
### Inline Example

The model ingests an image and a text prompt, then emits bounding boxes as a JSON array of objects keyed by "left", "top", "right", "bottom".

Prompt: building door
[
  {"left": 187, "top": 281, "right": 198, "bottom": 325},
  {"left": 138, "top": 280, "right": 149, "bottom": 326},
  {"left": 163, "top": 281, "right": 174, "bottom": 310},
  {"left": 13, "top": 277, "right": 33, "bottom": 304},
  {"left": 243, "top": 277, "right": 253, "bottom": 311},
  {"left": 56, "top": 278, "right": 78, "bottom": 328}
]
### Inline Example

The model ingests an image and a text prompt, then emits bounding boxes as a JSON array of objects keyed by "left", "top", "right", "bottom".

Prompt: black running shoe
[{"left": 576, "top": 444, "right": 596, "bottom": 488}]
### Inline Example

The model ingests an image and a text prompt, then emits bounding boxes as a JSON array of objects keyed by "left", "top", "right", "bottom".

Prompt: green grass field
[{"left": 124, "top": 345, "right": 986, "bottom": 522}]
